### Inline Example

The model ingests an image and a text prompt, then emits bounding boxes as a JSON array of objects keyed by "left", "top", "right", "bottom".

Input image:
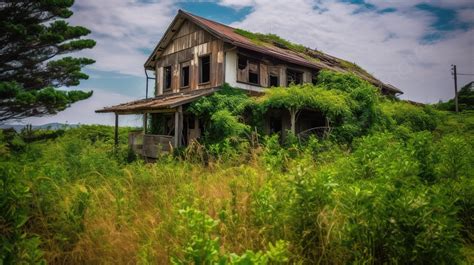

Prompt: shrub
[
  {"left": 435, "top": 134, "right": 473, "bottom": 179},
  {"left": 0, "top": 162, "right": 45, "bottom": 264},
  {"left": 171, "top": 207, "right": 289, "bottom": 264},
  {"left": 335, "top": 180, "right": 462, "bottom": 264},
  {"left": 381, "top": 101, "right": 441, "bottom": 132}
]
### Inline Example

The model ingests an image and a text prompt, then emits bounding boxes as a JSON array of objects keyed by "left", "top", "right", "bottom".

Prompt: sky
[{"left": 25, "top": 0, "right": 474, "bottom": 126}]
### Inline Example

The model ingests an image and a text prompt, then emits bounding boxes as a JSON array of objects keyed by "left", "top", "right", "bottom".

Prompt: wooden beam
[
  {"left": 174, "top": 110, "right": 179, "bottom": 148},
  {"left": 143, "top": 113, "right": 148, "bottom": 134},
  {"left": 178, "top": 106, "right": 183, "bottom": 146},
  {"left": 290, "top": 108, "right": 296, "bottom": 135},
  {"left": 114, "top": 113, "right": 119, "bottom": 146}
]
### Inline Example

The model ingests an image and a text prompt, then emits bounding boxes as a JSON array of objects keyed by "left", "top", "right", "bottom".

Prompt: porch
[{"left": 95, "top": 88, "right": 218, "bottom": 158}]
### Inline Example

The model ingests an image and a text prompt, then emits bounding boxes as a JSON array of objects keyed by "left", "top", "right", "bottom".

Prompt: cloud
[
  {"left": 222, "top": 0, "right": 473, "bottom": 102},
  {"left": 219, "top": 0, "right": 256, "bottom": 9},
  {"left": 25, "top": 89, "right": 143, "bottom": 126},
  {"left": 68, "top": 0, "right": 177, "bottom": 77},
  {"left": 458, "top": 8, "right": 474, "bottom": 24}
]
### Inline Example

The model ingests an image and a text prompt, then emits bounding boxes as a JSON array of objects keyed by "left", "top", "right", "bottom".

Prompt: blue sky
[{"left": 25, "top": 0, "right": 474, "bottom": 126}]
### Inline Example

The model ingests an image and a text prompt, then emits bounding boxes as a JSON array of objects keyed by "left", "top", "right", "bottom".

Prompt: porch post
[
  {"left": 290, "top": 108, "right": 296, "bottom": 135},
  {"left": 114, "top": 113, "right": 119, "bottom": 146},
  {"left": 174, "top": 109, "right": 179, "bottom": 148},
  {"left": 178, "top": 106, "right": 183, "bottom": 146},
  {"left": 143, "top": 112, "right": 148, "bottom": 134}
]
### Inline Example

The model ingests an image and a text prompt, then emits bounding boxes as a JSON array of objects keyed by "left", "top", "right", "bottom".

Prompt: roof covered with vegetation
[{"left": 145, "top": 10, "right": 402, "bottom": 94}]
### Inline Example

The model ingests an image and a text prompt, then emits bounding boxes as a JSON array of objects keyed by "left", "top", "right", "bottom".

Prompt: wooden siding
[
  {"left": 233, "top": 49, "right": 313, "bottom": 89},
  {"left": 154, "top": 19, "right": 225, "bottom": 95}
]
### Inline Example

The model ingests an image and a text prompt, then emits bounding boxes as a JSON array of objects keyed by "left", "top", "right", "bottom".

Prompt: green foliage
[
  {"left": 234, "top": 29, "right": 307, "bottom": 53},
  {"left": 381, "top": 100, "right": 441, "bottom": 132},
  {"left": 435, "top": 134, "right": 473, "bottom": 179},
  {"left": 171, "top": 207, "right": 289, "bottom": 264},
  {"left": 0, "top": 0, "right": 95, "bottom": 122},
  {"left": 0, "top": 162, "right": 45, "bottom": 264},
  {"left": 336, "top": 180, "right": 462, "bottom": 264},
  {"left": 435, "top": 82, "right": 474, "bottom": 112},
  {"left": 189, "top": 84, "right": 255, "bottom": 144},
  {"left": 260, "top": 82, "right": 351, "bottom": 120},
  {"left": 1, "top": 75, "right": 473, "bottom": 264}
]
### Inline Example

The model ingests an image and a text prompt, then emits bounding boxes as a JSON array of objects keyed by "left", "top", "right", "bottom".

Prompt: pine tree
[{"left": 0, "top": 0, "right": 96, "bottom": 122}]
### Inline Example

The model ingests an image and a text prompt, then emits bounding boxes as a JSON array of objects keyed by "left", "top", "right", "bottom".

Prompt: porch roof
[{"left": 95, "top": 87, "right": 219, "bottom": 114}]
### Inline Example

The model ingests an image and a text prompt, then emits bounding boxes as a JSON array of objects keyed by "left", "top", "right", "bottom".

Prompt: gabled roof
[
  {"left": 145, "top": 10, "right": 402, "bottom": 94},
  {"left": 95, "top": 88, "right": 219, "bottom": 114}
]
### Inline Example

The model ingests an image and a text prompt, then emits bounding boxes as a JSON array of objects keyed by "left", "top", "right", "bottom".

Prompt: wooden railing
[{"left": 129, "top": 131, "right": 174, "bottom": 158}]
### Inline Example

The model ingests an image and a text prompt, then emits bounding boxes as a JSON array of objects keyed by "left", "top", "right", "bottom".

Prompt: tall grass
[{"left": 1, "top": 106, "right": 473, "bottom": 264}]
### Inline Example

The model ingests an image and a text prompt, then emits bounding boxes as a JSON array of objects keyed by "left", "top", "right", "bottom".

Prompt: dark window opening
[
  {"left": 163, "top": 66, "right": 172, "bottom": 91},
  {"left": 248, "top": 61, "right": 259, "bottom": 84},
  {"left": 199, "top": 55, "right": 210, "bottom": 84},
  {"left": 286, "top": 69, "right": 303, "bottom": 86},
  {"left": 312, "top": 70, "right": 319, "bottom": 85},
  {"left": 269, "top": 116, "right": 282, "bottom": 135},
  {"left": 269, "top": 74, "right": 279, "bottom": 87},
  {"left": 238, "top": 56, "right": 247, "bottom": 70},
  {"left": 181, "top": 65, "right": 190, "bottom": 88}
]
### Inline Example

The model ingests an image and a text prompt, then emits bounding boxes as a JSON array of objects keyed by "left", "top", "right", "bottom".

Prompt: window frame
[
  {"left": 236, "top": 54, "right": 262, "bottom": 87},
  {"left": 163, "top": 65, "right": 172, "bottom": 92},
  {"left": 286, "top": 68, "right": 303, "bottom": 86},
  {"left": 199, "top": 54, "right": 211, "bottom": 85},
  {"left": 180, "top": 61, "right": 191, "bottom": 89},
  {"left": 268, "top": 66, "right": 280, "bottom": 87},
  {"left": 248, "top": 60, "right": 260, "bottom": 85}
]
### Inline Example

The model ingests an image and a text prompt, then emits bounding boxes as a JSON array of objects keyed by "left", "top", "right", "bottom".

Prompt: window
[
  {"left": 181, "top": 62, "right": 190, "bottom": 88},
  {"left": 269, "top": 67, "right": 279, "bottom": 87},
  {"left": 269, "top": 74, "right": 279, "bottom": 87},
  {"left": 286, "top": 69, "right": 303, "bottom": 86},
  {"left": 238, "top": 56, "right": 247, "bottom": 70},
  {"left": 237, "top": 54, "right": 260, "bottom": 85},
  {"left": 163, "top": 66, "right": 172, "bottom": 91},
  {"left": 248, "top": 61, "right": 259, "bottom": 84},
  {"left": 199, "top": 55, "right": 210, "bottom": 84}
]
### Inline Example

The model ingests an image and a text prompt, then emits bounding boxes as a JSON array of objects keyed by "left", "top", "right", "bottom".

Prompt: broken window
[
  {"left": 269, "top": 75, "right": 279, "bottom": 87},
  {"left": 269, "top": 67, "right": 280, "bottom": 87},
  {"left": 237, "top": 54, "right": 260, "bottom": 85},
  {"left": 163, "top": 66, "right": 172, "bottom": 91},
  {"left": 238, "top": 56, "right": 247, "bottom": 70},
  {"left": 248, "top": 61, "right": 259, "bottom": 84},
  {"left": 286, "top": 69, "right": 303, "bottom": 86},
  {"left": 199, "top": 55, "right": 210, "bottom": 84},
  {"left": 181, "top": 62, "right": 190, "bottom": 88}
]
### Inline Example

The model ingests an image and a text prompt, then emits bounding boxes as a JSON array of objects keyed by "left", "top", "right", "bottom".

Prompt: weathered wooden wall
[
  {"left": 232, "top": 49, "right": 314, "bottom": 89},
  {"left": 154, "top": 20, "right": 224, "bottom": 95}
]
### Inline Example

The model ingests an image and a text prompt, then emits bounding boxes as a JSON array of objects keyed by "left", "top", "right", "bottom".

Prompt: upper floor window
[
  {"left": 248, "top": 61, "right": 259, "bottom": 84},
  {"left": 163, "top": 66, "right": 172, "bottom": 91},
  {"left": 286, "top": 69, "right": 303, "bottom": 86},
  {"left": 199, "top": 55, "right": 210, "bottom": 84},
  {"left": 269, "top": 67, "right": 279, "bottom": 87},
  {"left": 181, "top": 62, "right": 190, "bottom": 88},
  {"left": 237, "top": 54, "right": 260, "bottom": 85}
]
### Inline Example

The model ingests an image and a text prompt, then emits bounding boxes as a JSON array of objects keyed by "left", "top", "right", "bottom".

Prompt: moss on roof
[{"left": 234, "top": 28, "right": 376, "bottom": 82}]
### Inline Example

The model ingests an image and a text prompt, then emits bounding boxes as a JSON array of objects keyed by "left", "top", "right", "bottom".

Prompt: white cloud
[
  {"left": 25, "top": 89, "right": 143, "bottom": 126},
  {"left": 219, "top": 0, "right": 256, "bottom": 9},
  {"left": 68, "top": 0, "right": 177, "bottom": 77},
  {"left": 223, "top": 0, "right": 474, "bottom": 102},
  {"left": 458, "top": 8, "right": 474, "bottom": 24}
]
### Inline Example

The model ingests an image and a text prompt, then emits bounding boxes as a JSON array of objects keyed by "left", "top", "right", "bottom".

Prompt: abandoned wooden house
[{"left": 96, "top": 10, "right": 402, "bottom": 158}]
